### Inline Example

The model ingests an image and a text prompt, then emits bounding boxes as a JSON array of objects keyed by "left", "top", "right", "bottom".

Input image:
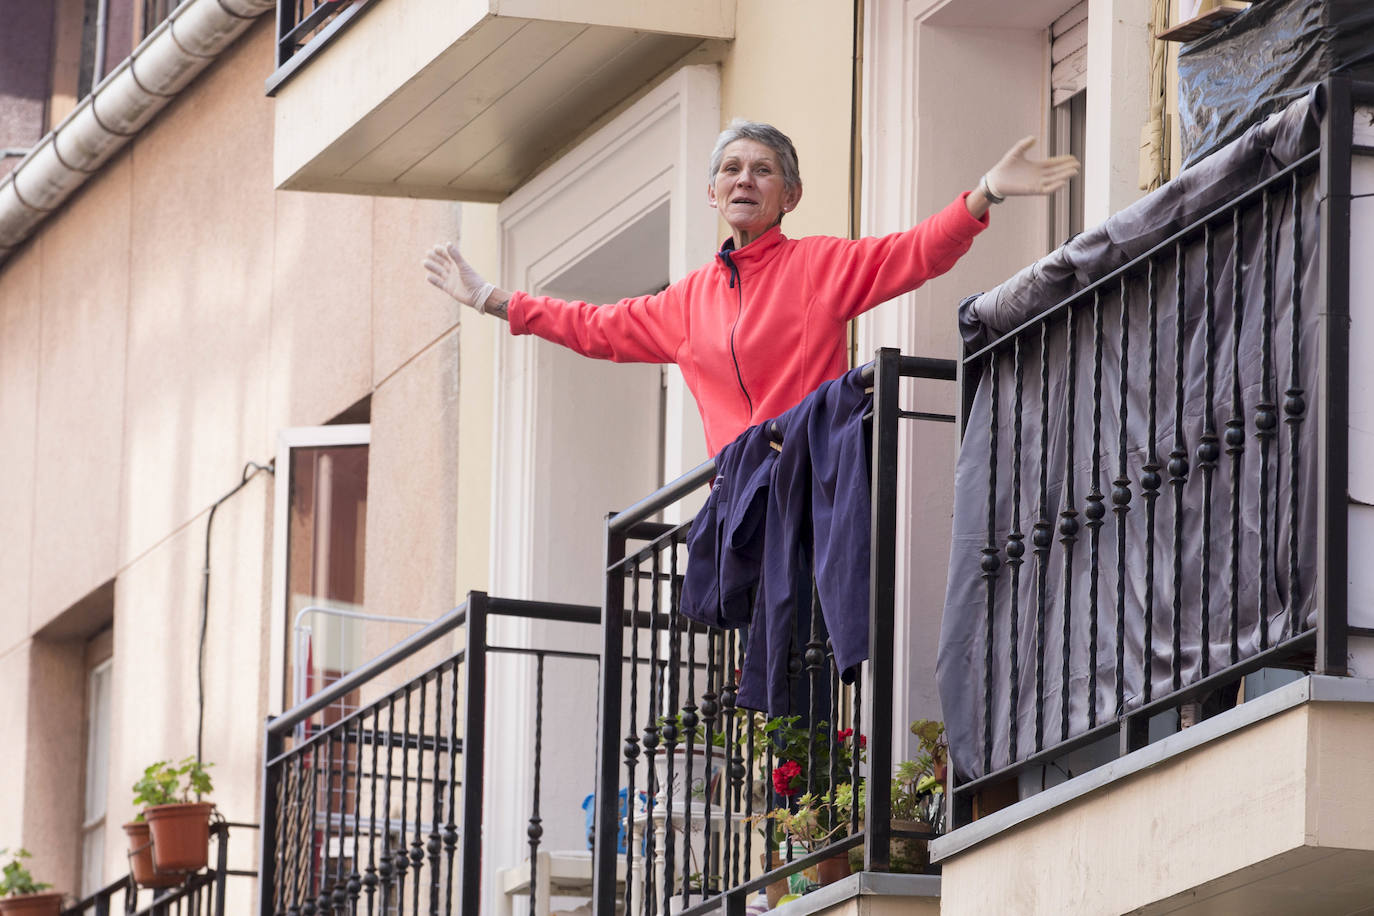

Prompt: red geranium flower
[
  {"left": 836, "top": 728, "right": 867, "bottom": 748},
  {"left": 771, "top": 760, "right": 802, "bottom": 796}
]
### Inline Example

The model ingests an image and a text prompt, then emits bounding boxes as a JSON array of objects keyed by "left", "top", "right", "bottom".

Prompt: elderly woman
[{"left": 424, "top": 120, "right": 1077, "bottom": 456}]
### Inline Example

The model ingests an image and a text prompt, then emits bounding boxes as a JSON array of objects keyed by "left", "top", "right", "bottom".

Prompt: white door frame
[{"left": 482, "top": 63, "right": 720, "bottom": 899}]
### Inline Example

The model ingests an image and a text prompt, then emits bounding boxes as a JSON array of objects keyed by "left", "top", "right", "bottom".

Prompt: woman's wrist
[
  {"left": 485, "top": 289, "right": 512, "bottom": 321},
  {"left": 965, "top": 187, "right": 992, "bottom": 220}
]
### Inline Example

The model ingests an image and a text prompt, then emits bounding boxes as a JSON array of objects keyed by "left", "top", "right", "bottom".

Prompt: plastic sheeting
[
  {"left": 941, "top": 94, "right": 1323, "bottom": 783},
  {"left": 1178, "top": 0, "right": 1374, "bottom": 166}
]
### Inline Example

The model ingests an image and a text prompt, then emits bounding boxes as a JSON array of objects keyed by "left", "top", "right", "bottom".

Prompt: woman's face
[{"left": 708, "top": 138, "right": 801, "bottom": 245}]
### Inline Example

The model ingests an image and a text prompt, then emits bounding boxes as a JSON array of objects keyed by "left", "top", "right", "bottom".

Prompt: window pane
[
  {"left": 84, "top": 661, "right": 111, "bottom": 822},
  {"left": 82, "top": 659, "right": 112, "bottom": 897},
  {"left": 286, "top": 444, "right": 368, "bottom": 717}
]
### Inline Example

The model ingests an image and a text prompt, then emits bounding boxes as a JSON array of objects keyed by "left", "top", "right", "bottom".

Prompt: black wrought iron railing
[
  {"left": 945, "top": 77, "right": 1365, "bottom": 827},
  {"left": 589, "top": 350, "right": 956, "bottom": 916},
  {"left": 259, "top": 594, "right": 601, "bottom": 916},
  {"left": 63, "top": 820, "right": 254, "bottom": 916},
  {"left": 267, "top": 0, "right": 377, "bottom": 95}
]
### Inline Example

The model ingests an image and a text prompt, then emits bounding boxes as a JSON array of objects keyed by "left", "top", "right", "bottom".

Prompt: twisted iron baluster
[
  {"left": 365, "top": 707, "right": 381, "bottom": 916},
  {"left": 1007, "top": 337, "right": 1026, "bottom": 759},
  {"left": 1227, "top": 208, "right": 1247, "bottom": 665},
  {"left": 350, "top": 716, "right": 364, "bottom": 915},
  {"left": 982, "top": 350, "right": 1001, "bottom": 770},
  {"left": 725, "top": 629, "right": 744, "bottom": 891},
  {"left": 1142, "top": 261, "right": 1162, "bottom": 704},
  {"left": 624, "top": 562, "right": 643, "bottom": 916},
  {"left": 394, "top": 689, "right": 410, "bottom": 916},
  {"left": 1169, "top": 241, "right": 1190, "bottom": 693},
  {"left": 1285, "top": 171, "right": 1306, "bottom": 635},
  {"left": 379, "top": 699, "right": 396, "bottom": 915},
  {"left": 1033, "top": 321, "right": 1052, "bottom": 752},
  {"left": 410, "top": 681, "right": 427, "bottom": 916},
  {"left": 1113, "top": 278, "right": 1133, "bottom": 715},
  {"left": 1257, "top": 190, "right": 1277, "bottom": 651},
  {"left": 1086, "top": 290, "right": 1106, "bottom": 728},
  {"left": 429, "top": 668, "right": 445, "bottom": 916},
  {"left": 1060, "top": 303, "right": 1080, "bottom": 742},
  {"left": 305, "top": 743, "right": 320, "bottom": 916},
  {"left": 642, "top": 554, "right": 661, "bottom": 916},
  {"left": 321, "top": 731, "right": 339, "bottom": 916},
  {"left": 443, "top": 661, "right": 460, "bottom": 916},
  {"left": 278, "top": 754, "right": 296, "bottom": 916},
  {"left": 332, "top": 729, "right": 348, "bottom": 915},
  {"left": 1198, "top": 224, "right": 1220, "bottom": 680},
  {"left": 679, "top": 617, "right": 699, "bottom": 910},
  {"left": 663, "top": 543, "right": 682, "bottom": 916},
  {"left": 700, "top": 631, "right": 720, "bottom": 876},
  {"left": 529, "top": 656, "right": 546, "bottom": 916}
]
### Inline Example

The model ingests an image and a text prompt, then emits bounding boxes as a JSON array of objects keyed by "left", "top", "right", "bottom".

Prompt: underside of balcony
[{"left": 269, "top": 0, "right": 733, "bottom": 200}]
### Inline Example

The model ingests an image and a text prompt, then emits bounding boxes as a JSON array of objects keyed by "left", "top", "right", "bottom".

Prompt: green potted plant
[
  {"left": 130, "top": 757, "right": 216, "bottom": 876},
  {"left": 835, "top": 720, "right": 946, "bottom": 875},
  {"left": 0, "top": 849, "right": 61, "bottom": 916},
  {"left": 748, "top": 715, "right": 866, "bottom": 899}
]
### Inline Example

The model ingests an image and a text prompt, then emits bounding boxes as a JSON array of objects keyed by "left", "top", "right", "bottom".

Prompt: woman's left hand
[{"left": 984, "top": 136, "right": 1080, "bottom": 198}]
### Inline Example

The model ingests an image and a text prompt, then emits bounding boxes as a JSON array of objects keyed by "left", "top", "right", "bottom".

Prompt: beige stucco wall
[
  {"left": 716, "top": 0, "right": 855, "bottom": 242},
  {"left": 0, "top": 14, "right": 495, "bottom": 902}
]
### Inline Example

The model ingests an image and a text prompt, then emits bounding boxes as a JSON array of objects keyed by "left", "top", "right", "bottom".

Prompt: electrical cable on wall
[{"left": 197, "top": 459, "right": 275, "bottom": 764}]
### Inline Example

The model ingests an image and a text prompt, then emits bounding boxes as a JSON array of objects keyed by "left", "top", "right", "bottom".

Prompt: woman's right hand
[{"left": 423, "top": 240, "right": 507, "bottom": 317}]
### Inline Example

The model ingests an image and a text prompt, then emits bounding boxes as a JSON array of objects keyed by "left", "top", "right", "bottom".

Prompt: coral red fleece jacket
[{"left": 508, "top": 193, "right": 988, "bottom": 455}]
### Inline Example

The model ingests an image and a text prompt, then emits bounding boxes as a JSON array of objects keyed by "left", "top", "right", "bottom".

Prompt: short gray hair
[{"left": 707, "top": 119, "right": 802, "bottom": 192}]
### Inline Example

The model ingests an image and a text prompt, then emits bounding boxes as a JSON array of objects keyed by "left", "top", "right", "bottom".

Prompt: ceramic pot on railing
[
  {"left": 123, "top": 820, "right": 186, "bottom": 888},
  {"left": 144, "top": 802, "right": 216, "bottom": 872},
  {"left": 0, "top": 892, "right": 63, "bottom": 916}
]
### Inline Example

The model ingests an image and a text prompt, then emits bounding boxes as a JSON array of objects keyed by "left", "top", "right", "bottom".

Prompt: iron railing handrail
[
  {"left": 963, "top": 147, "right": 1321, "bottom": 364},
  {"left": 606, "top": 357, "right": 954, "bottom": 537}
]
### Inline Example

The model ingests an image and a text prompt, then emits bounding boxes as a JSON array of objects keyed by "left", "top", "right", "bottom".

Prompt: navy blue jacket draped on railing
[{"left": 680, "top": 365, "right": 873, "bottom": 715}]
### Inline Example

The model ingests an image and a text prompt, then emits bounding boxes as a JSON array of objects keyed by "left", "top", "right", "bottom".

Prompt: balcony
[
  {"left": 267, "top": 0, "right": 734, "bottom": 199},
  {"left": 927, "top": 77, "right": 1374, "bottom": 914},
  {"left": 257, "top": 353, "right": 955, "bottom": 916}
]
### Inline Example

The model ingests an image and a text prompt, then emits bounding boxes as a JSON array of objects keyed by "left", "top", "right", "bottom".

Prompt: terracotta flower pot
[
  {"left": 0, "top": 892, "right": 63, "bottom": 916},
  {"left": 816, "top": 851, "right": 851, "bottom": 885},
  {"left": 144, "top": 801, "right": 215, "bottom": 872},
  {"left": 123, "top": 820, "right": 185, "bottom": 888}
]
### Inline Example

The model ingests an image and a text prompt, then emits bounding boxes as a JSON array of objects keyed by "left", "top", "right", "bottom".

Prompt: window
[
  {"left": 272, "top": 424, "right": 371, "bottom": 717},
  {"left": 1050, "top": 1, "right": 1087, "bottom": 245},
  {"left": 80, "top": 631, "right": 113, "bottom": 897}
]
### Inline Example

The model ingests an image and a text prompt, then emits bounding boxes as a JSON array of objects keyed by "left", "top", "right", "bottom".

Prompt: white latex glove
[
  {"left": 423, "top": 240, "right": 495, "bottom": 313},
  {"left": 983, "top": 137, "right": 1080, "bottom": 199}
]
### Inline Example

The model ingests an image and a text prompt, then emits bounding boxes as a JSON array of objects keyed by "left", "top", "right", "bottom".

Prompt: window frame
[{"left": 267, "top": 423, "right": 371, "bottom": 716}]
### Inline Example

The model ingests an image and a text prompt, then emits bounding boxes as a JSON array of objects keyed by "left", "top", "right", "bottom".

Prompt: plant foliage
[
  {"left": 0, "top": 848, "right": 52, "bottom": 898},
  {"left": 132, "top": 756, "right": 215, "bottom": 817}
]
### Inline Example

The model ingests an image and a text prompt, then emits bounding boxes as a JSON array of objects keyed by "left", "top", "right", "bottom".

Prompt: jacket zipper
[{"left": 721, "top": 250, "right": 754, "bottom": 417}]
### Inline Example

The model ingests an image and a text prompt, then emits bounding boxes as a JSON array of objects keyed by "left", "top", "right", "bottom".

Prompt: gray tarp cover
[
  {"left": 941, "top": 93, "right": 1322, "bottom": 782},
  {"left": 1178, "top": 0, "right": 1374, "bottom": 167}
]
